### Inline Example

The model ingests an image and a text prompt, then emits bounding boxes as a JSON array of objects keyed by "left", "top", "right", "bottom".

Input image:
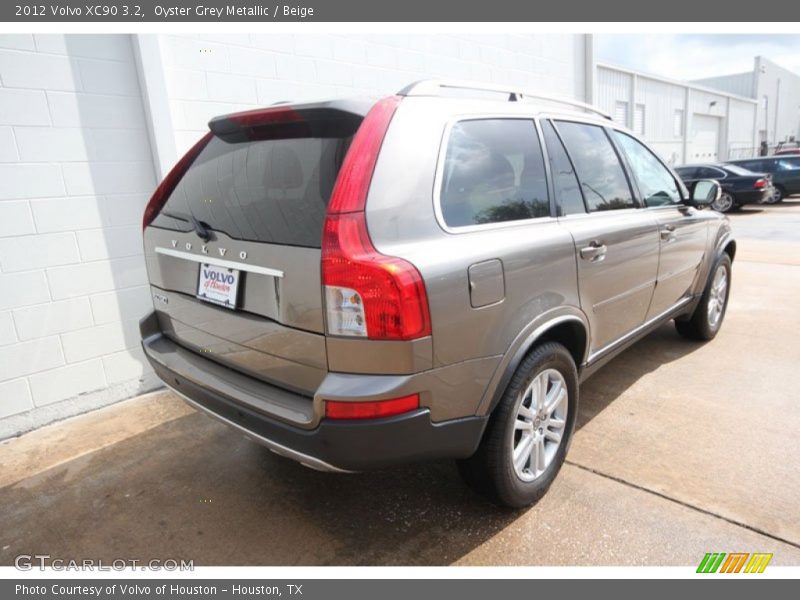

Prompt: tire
[
  {"left": 675, "top": 254, "right": 732, "bottom": 341},
  {"left": 711, "top": 192, "right": 735, "bottom": 213},
  {"left": 458, "top": 342, "right": 578, "bottom": 508}
]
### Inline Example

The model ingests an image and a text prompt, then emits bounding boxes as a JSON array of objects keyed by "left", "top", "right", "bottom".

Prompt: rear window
[
  {"left": 721, "top": 164, "right": 754, "bottom": 176},
  {"left": 150, "top": 132, "right": 355, "bottom": 248}
]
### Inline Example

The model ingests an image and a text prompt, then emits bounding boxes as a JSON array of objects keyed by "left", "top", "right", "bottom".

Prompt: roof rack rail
[{"left": 397, "top": 79, "right": 611, "bottom": 120}]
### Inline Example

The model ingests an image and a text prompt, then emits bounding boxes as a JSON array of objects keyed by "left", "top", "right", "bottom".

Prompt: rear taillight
[
  {"left": 142, "top": 132, "right": 212, "bottom": 231},
  {"left": 321, "top": 96, "right": 431, "bottom": 341},
  {"left": 322, "top": 213, "right": 431, "bottom": 340},
  {"left": 755, "top": 178, "right": 768, "bottom": 189},
  {"left": 325, "top": 394, "right": 420, "bottom": 420}
]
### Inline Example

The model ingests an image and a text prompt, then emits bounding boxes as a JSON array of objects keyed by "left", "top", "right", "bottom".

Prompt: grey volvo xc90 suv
[{"left": 140, "top": 80, "right": 734, "bottom": 507}]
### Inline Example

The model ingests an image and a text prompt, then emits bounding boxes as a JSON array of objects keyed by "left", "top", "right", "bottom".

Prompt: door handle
[
  {"left": 580, "top": 241, "right": 607, "bottom": 262},
  {"left": 660, "top": 225, "right": 677, "bottom": 242}
]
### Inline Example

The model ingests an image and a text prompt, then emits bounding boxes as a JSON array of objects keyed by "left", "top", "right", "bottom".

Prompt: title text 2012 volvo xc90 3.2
[{"left": 140, "top": 80, "right": 734, "bottom": 507}]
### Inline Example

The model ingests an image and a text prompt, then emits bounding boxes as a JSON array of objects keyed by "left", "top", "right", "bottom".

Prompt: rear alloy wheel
[
  {"left": 458, "top": 342, "right": 578, "bottom": 508},
  {"left": 711, "top": 192, "right": 735, "bottom": 213},
  {"left": 675, "top": 254, "right": 732, "bottom": 341},
  {"left": 769, "top": 186, "right": 785, "bottom": 203},
  {"left": 511, "top": 369, "right": 569, "bottom": 482}
]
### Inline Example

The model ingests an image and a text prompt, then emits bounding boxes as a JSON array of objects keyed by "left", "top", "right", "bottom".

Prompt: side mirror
[{"left": 688, "top": 180, "right": 721, "bottom": 208}]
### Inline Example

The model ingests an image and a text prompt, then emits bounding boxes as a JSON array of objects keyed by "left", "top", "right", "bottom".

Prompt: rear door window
[
  {"left": 554, "top": 121, "right": 636, "bottom": 212},
  {"left": 150, "top": 131, "right": 355, "bottom": 248},
  {"left": 440, "top": 119, "right": 550, "bottom": 227}
]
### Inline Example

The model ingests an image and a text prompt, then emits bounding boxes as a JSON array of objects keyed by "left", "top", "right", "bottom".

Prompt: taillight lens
[
  {"left": 142, "top": 132, "right": 212, "bottom": 231},
  {"left": 325, "top": 394, "right": 420, "bottom": 420},
  {"left": 321, "top": 95, "right": 431, "bottom": 341},
  {"left": 755, "top": 178, "right": 767, "bottom": 189},
  {"left": 327, "top": 96, "right": 401, "bottom": 214},
  {"left": 322, "top": 213, "right": 431, "bottom": 340}
]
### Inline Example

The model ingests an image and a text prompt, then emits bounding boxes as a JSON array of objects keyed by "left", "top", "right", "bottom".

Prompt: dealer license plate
[{"left": 196, "top": 263, "right": 240, "bottom": 309}]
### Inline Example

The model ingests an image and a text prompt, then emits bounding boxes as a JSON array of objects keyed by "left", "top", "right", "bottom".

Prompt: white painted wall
[
  {"left": 692, "top": 57, "right": 800, "bottom": 148},
  {"left": 754, "top": 56, "right": 800, "bottom": 145},
  {"left": 157, "top": 33, "right": 591, "bottom": 161},
  {"left": 0, "top": 33, "right": 590, "bottom": 435},
  {"left": 0, "top": 34, "right": 160, "bottom": 436}
]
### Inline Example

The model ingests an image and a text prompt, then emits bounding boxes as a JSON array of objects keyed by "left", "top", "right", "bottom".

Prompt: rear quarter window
[{"left": 439, "top": 119, "right": 550, "bottom": 228}]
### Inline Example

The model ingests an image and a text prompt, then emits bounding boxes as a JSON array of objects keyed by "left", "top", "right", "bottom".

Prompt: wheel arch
[
  {"left": 477, "top": 311, "right": 589, "bottom": 417},
  {"left": 723, "top": 239, "right": 736, "bottom": 262}
]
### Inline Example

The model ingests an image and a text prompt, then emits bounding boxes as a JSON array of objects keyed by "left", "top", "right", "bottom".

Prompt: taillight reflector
[
  {"left": 755, "top": 178, "right": 767, "bottom": 189},
  {"left": 142, "top": 132, "right": 212, "bottom": 231},
  {"left": 325, "top": 394, "right": 420, "bottom": 420}
]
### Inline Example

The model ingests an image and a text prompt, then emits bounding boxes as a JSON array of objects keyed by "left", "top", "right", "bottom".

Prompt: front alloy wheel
[
  {"left": 706, "top": 264, "right": 728, "bottom": 330},
  {"left": 675, "top": 253, "right": 732, "bottom": 341}
]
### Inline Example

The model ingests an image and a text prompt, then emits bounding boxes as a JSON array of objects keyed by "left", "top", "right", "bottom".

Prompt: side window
[
  {"left": 675, "top": 167, "right": 697, "bottom": 179},
  {"left": 541, "top": 120, "right": 585, "bottom": 215},
  {"left": 777, "top": 158, "right": 800, "bottom": 171},
  {"left": 555, "top": 121, "right": 636, "bottom": 212},
  {"left": 613, "top": 131, "right": 682, "bottom": 207},
  {"left": 440, "top": 119, "right": 549, "bottom": 227},
  {"left": 697, "top": 167, "right": 725, "bottom": 179},
  {"left": 738, "top": 160, "right": 764, "bottom": 172}
]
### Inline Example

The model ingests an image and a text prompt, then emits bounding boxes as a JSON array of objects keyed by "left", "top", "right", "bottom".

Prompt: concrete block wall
[
  {"left": 0, "top": 34, "right": 159, "bottom": 436},
  {"left": 0, "top": 33, "right": 590, "bottom": 436},
  {"left": 158, "top": 34, "right": 590, "bottom": 158}
]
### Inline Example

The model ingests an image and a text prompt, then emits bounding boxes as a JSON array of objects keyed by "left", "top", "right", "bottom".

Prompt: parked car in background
[
  {"left": 774, "top": 142, "right": 800, "bottom": 156},
  {"left": 674, "top": 163, "right": 772, "bottom": 213},
  {"left": 727, "top": 156, "right": 800, "bottom": 203},
  {"left": 139, "top": 80, "right": 734, "bottom": 507}
]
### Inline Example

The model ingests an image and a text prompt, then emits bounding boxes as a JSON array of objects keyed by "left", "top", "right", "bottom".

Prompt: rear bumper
[
  {"left": 736, "top": 189, "right": 771, "bottom": 205},
  {"left": 140, "top": 312, "right": 487, "bottom": 472}
]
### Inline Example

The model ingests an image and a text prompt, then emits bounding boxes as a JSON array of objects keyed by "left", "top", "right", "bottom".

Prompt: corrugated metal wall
[{"left": 597, "top": 65, "right": 758, "bottom": 166}]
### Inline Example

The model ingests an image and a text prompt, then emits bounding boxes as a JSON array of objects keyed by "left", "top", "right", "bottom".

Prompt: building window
[
  {"left": 673, "top": 110, "right": 684, "bottom": 138},
  {"left": 614, "top": 101, "right": 629, "bottom": 127},
  {"left": 634, "top": 104, "right": 645, "bottom": 136}
]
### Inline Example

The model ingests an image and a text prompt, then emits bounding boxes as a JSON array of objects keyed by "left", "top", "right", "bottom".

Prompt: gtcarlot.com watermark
[{"left": 14, "top": 554, "right": 194, "bottom": 571}]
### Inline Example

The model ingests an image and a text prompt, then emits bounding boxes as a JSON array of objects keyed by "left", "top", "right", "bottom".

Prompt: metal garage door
[{"left": 691, "top": 115, "right": 721, "bottom": 162}]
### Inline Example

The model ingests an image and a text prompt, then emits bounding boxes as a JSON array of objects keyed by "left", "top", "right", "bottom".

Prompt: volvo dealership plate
[{"left": 197, "top": 263, "right": 240, "bottom": 309}]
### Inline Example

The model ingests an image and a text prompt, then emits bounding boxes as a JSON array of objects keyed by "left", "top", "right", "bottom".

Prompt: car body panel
[{"left": 140, "top": 88, "right": 734, "bottom": 471}]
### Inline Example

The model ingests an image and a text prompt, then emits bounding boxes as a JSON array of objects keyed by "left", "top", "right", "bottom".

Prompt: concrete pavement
[{"left": 1, "top": 200, "right": 799, "bottom": 566}]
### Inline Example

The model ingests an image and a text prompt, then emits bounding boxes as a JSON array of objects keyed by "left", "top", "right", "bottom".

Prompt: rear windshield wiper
[{"left": 160, "top": 210, "right": 213, "bottom": 242}]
